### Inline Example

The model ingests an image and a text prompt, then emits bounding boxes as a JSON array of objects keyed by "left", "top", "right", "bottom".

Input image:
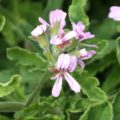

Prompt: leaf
[
  {"left": 68, "top": 97, "right": 91, "bottom": 113},
  {"left": 69, "top": 0, "right": 89, "bottom": 26},
  {"left": 92, "top": 40, "right": 108, "bottom": 60},
  {"left": 14, "top": 96, "right": 65, "bottom": 120},
  {"left": 116, "top": 37, "right": 120, "bottom": 64},
  {"left": 91, "top": 19, "right": 120, "bottom": 39},
  {"left": 86, "top": 39, "right": 116, "bottom": 75},
  {"left": 0, "top": 74, "right": 21, "bottom": 97},
  {"left": 2, "top": 23, "right": 16, "bottom": 45},
  {"left": 88, "top": 39, "right": 114, "bottom": 61},
  {"left": 113, "top": 93, "right": 120, "bottom": 120},
  {"left": 74, "top": 71, "right": 107, "bottom": 102},
  {"left": 79, "top": 107, "right": 91, "bottom": 120},
  {"left": 87, "top": 39, "right": 116, "bottom": 67},
  {"left": 7, "top": 47, "right": 48, "bottom": 71},
  {"left": 90, "top": 102, "right": 113, "bottom": 120},
  {"left": 80, "top": 102, "right": 113, "bottom": 120},
  {"left": 98, "top": 40, "right": 116, "bottom": 57},
  {"left": 86, "top": 52, "right": 116, "bottom": 76},
  {"left": 0, "top": 15, "right": 5, "bottom": 32},
  {"left": 102, "top": 65, "right": 120, "bottom": 93},
  {"left": 0, "top": 69, "right": 15, "bottom": 83}
]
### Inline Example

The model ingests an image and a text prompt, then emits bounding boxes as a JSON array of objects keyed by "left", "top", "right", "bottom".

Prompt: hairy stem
[
  {"left": 0, "top": 102, "right": 25, "bottom": 112},
  {"left": 25, "top": 70, "right": 50, "bottom": 107}
]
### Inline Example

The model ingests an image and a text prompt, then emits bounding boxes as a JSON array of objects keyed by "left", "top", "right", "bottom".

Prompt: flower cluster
[
  {"left": 108, "top": 6, "right": 120, "bottom": 21},
  {"left": 31, "top": 9, "right": 96, "bottom": 97}
]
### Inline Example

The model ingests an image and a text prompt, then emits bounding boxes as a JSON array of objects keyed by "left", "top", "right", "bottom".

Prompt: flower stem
[
  {"left": 0, "top": 102, "right": 25, "bottom": 112},
  {"left": 25, "top": 70, "right": 50, "bottom": 107}
]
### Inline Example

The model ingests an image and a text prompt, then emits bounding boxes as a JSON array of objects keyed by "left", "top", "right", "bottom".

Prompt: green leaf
[
  {"left": 0, "top": 74, "right": 21, "bottom": 97},
  {"left": 91, "top": 19, "right": 120, "bottom": 39},
  {"left": 0, "top": 69, "right": 15, "bottom": 83},
  {"left": 74, "top": 71, "right": 107, "bottom": 102},
  {"left": 80, "top": 102, "right": 113, "bottom": 120},
  {"left": 86, "top": 52, "right": 116, "bottom": 76},
  {"left": 69, "top": 0, "right": 89, "bottom": 26},
  {"left": 87, "top": 39, "right": 115, "bottom": 62},
  {"left": 102, "top": 66, "right": 120, "bottom": 93},
  {"left": 91, "top": 40, "right": 108, "bottom": 60},
  {"left": 68, "top": 97, "right": 91, "bottom": 113},
  {"left": 0, "top": 15, "right": 5, "bottom": 32},
  {"left": 86, "top": 39, "right": 116, "bottom": 76},
  {"left": 2, "top": 23, "right": 16, "bottom": 45},
  {"left": 116, "top": 37, "right": 120, "bottom": 64},
  {"left": 7, "top": 47, "right": 48, "bottom": 71},
  {"left": 79, "top": 106, "right": 91, "bottom": 120},
  {"left": 14, "top": 96, "right": 65, "bottom": 120},
  {"left": 90, "top": 102, "right": 113, "bottom": 120},
  {"left": 113, "top": 93, "right": 120, "bottom": 120}
]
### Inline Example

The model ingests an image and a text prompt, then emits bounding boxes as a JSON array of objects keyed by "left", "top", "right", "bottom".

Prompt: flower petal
[
  {"left": 72, "top": 22, "right": 85, "bottom": 31},
  {"left": 38, "top": 17, "right": 50, "bottom": 26},
  {"left": 61, "top": 54, "right": 71, "bottom": 69},
  {"left": 68, "top": 56, "right": 77, "bottom": 72},
  {"left": 49, "top": 9, "right": 66, "bottom": 29},
  {"left": 108, "top": 6, "right": 120, "bottom": 21},
  {"left": 80, "top": 49, "right": 96, "bottom": 60},
  {"left": 50, "top": 73, "right": 59, "bottom": 80},
  {"left": 57, "top": 54, "right": 64, "bottom": 70},
  {"left": 52, "top": 75, "right": 63, "bottom": 97},
  {"left": 77, "top": 59, "right": 85, "bottom": 69},
  {"left": 64, "top": 72, "right": 81, "bottom": 93},
  {"left": 31, "top": 25, "right": 47, "bottom": 37},
  {"left": 80, "top": 32, "right": 95, "bottom": 41},
  {"left": 63, "top": 31, "right": 76, "bottom": 41},
  {"left": 50, "top": 36, "right": 63, "bottom": 45},
  {"left": 79, "top": 48, "right": 88, "bottom": 57},
  {"left": 72, "top": 22, "right": 95, "bottom": 40}
]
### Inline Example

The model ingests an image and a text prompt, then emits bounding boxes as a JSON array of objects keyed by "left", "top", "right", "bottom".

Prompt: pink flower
[
  {"left": 51, "top": 54, "right": 81, "bottom": 97},
  {"left": 79, "top": 48, "right": 96, "bottom": 60},
  {"left": 38, "top": 9, "right": 67, "bottom": 34},
  {"left": 31, "top": 25, "right": 47, "bottom": 37},
  {"left": 72, "top": 22, "right": 95, "bottom": 41},
  {"left": 78, "top": 48, "right": 96, "bottom": 69},
  {"left": 108, "top": 6, "right": 120, "bottom": 21},
  {"left": 50, "top": 30, "right": 76, "bottom": 48}
]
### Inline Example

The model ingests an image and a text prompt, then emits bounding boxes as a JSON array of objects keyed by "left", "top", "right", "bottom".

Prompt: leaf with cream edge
[
  {"left": 0, "top": 15, "right": 5, "bottom": 32},
  {"left": 73, "top": 71, "right": 107, "bottom": 102},
  {"left": 69, "top": 0, "right": 89, "bottom": 26},
  {"left": 79, "top": 102, "right": 113, "bottom": 120},
  {"left": 79, "top": 106, "right": 91, "bottom": 120},
  {"left": 7, "top": 47, "right": 48, "bottom": 71},
  {"left": 0, "top": 75, "right": 21, "bottom": 97}
]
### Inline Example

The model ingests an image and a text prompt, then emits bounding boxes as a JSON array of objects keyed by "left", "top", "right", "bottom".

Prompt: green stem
[
  {"left": 25, "top": 70, "right": 50, "bottom": 107},
  {"left": 0, "top": 102, "right": 25, "bottom": 112},
  {"left": 13, "top": 0, "right": 20, "bottom": 22}
]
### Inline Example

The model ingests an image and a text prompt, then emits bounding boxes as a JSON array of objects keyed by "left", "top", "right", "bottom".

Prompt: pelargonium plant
[
  {"left": 1, "top": 0, "right": 120, "bottom": 120},
  {"left": 31, "top": 9, "right": 96, "bottom": 97}
]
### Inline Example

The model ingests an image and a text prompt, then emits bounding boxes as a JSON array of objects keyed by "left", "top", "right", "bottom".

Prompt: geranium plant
[{"left": 0, "top": 0, "right": 120, "bottom": 120}]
